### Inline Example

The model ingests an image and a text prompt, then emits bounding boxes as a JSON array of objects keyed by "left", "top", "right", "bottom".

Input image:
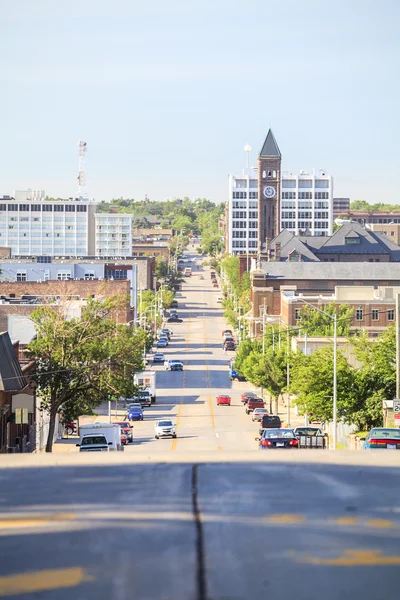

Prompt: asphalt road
[
  {"left": 122, "top": 251, "right": 260, "bottom": 454},
  {"left": 1, "top": 251, "right": 400, "bottom": 598}
]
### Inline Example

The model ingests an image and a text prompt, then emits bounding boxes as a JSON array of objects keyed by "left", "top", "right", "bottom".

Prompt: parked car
[
  {"left": 167, "top": 317, "right": 183, "bottom": 323},
  {"left": 246, "top": 398, "right": 265, "bottom": 414},
  {"left": 216, "top": 394, "right": 231, "bottom": 406},
  {"left": 217, "top": 296, "right": 223, "bottom": 303},
  {"left": 170, "top": 309, "right": 178, "bottom": 316},
  {"left": 256, "top": 428, "right": 299, "bottom": 450},
  {"left": 241, "top": 392, "right": 259, "bottom": 404},
  {"left": 170, "top": 300, "right": 178, "bottom": 308},
  {"left": 259, "top": 415, "right": 282, "bottom": 435},
  {"left": 213, "top": 282, "right": 219, "bottom": 288},
  {"left": 153, "top": 352, "right": 165, "bottom": 363},
  {"left": 127, "top": 404, "right": 144, "bottom": 421},
  {"left": 158, "top": 335, "right": 169, "bottom": 346},
  {"left": 161, "top": 328, "right": 173, "bottom": 337},
  {"left": 222, "top": 330, "right": 233, "bottom": 337},
  {"left": 157, "top": 329, "right": 171, "bottom": 340},
  {"left": 224, "top": 341, "right": 236, "bottom": 351},
  {"left": 155, "top": 419, "right": 177, "bottom": 439},
  {"left": 157, "top": 338, "right": 168, "bottom": 348},
  {"left": 252, "top": 408, "right": 269, "bottom": 422},
  {"left": 361, "top": 428, "right": 400, "bottom": 450},
  {"left": 113, "top": 421, "right": 134, "bottom": 443}
]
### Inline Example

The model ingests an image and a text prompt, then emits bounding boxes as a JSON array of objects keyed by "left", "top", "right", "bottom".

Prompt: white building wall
[
  {"left": 228, "top": 169, "right": 259, "bottom": 256},
  {"left": 281, "top": 170, "right": 333, "bottom": 236},
  {"left": 95, "top": 213, "right": 133, "bottom": 257},
  {"left": 0, "top": 198, "right": 97, "bottom": 256}
]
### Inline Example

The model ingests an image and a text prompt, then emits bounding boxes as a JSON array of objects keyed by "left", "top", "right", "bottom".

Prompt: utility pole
[
  {"left": 396, "top": 293, "right": 400, "bottom": 400},
  {"left": 286, "top": 325, "right": 290, "bottom": 426}
]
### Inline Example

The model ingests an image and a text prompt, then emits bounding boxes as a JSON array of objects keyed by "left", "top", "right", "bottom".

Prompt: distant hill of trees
[{"left": 350, "top": 200, "right": 400, "bottom": 212}]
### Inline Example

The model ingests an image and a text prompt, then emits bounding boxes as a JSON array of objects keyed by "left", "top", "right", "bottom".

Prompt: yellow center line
[
  {"left": 0, "top": 513, "right": 76, "bottom": 529},
  {"left": 297, "top": 549, "right": 400, "bottom": 567},
  {"left": 204, "top": 326, "right": 222, "bottom": 451},
  {"left": 171, "top": 315, "right": 191, "bottom": 451},
  {"left": 0, "top": 567, "right": 94, "bottom": 597}
]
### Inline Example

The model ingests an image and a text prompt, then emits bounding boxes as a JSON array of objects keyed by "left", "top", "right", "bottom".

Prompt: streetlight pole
[{"left": 297, "top": 298, "right": 338, "bottom": 450}]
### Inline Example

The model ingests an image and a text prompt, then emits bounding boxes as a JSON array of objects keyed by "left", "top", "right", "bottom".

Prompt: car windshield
[
  {"left": 370, "top": 429, "right": 400, "bottom": 439},
  {"left": 296, "top": 428, "right": 322, "bottom": 436},
  {"left": 128, "top": 405, "right": 141, "bottom": 410},
  {"left": 255, "top": 409, "right": 268, "bottom": 414},
  {"left": 82, "top": 436, "right": 108, "bottom": 445},
  {"left": 158, "top": 421, "right": 173, "bottom": 427},
  {"left": 264, "top": 429, "right": 294, "bottom": 439}
]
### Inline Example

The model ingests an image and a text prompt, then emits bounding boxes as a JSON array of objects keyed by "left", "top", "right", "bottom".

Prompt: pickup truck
[
  {"left": 246, "top": 398, "right": 265, "bottom": 414},
  {"left": 293, "top": 426, "right": 328, "bottom": 449}
]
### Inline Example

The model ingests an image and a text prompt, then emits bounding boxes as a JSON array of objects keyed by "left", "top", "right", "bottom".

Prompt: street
[{"left": 1, "top": 252, "right": 400, "bottom": 599}]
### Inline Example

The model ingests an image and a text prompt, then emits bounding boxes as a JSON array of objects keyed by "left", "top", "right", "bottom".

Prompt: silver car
[
  {"left": 154, "top": 419, "right": 177, "bottom": 439},
  {"left": 252, "top": 408, "right": 269, "bottom": 422}
]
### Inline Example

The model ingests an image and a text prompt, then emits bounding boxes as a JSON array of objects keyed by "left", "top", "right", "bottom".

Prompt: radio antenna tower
[{"left": 77, "top": 140, "right": 87, "bottom": 198}]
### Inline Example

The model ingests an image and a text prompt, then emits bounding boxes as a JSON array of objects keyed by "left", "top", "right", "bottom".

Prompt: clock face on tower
[{"left": 263, "top": 185, "right": 276, "bottom": 199}]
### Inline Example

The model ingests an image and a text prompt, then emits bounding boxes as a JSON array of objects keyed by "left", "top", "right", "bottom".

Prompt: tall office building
[
  {"left": 227, "top": 169, "right": 259, "bottom": 256},
  {"left": 94, "top": 213, "right": 133, "bottom": 257},
  {"left": 0, "top": 197, "right": 97, "bottom": 256},
  {"left": 281, "top": 170, "right": 333, "bottom": 236},
  {"left": 227, "top": 129, "right": 334, "bottom": 256}
]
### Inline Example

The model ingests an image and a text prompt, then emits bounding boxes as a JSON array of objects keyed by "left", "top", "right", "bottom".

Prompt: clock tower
[{"left": 258, "top": 129, "right": 281, "bottom": 251}]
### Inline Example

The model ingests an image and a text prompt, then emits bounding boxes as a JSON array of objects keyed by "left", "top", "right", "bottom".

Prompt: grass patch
[{"left": 354, "top": 430, "right": 368, "bottom": 438}]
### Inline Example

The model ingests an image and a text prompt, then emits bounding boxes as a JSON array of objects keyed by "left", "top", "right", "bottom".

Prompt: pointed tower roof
[{"left": 259, "top": 129, "right": 281, "bottom": 158}]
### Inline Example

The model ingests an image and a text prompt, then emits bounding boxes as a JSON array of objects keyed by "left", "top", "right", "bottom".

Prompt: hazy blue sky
[{"left": 1, "top": 0, "right": 399, "bottom": 204}]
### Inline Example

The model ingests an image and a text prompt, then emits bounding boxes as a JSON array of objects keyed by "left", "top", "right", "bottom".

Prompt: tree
[
  {"left": 349, "top": 327, "right": 395, "bottom": 429},
  {"left": 290, "top": 346, "right": 356, "bottom": 422},
  {"left": 27, "top": 297, "right": 147, "bottom": 452},
  {"left": 171, "top": 215, "right": 193, "bottom": 234},
  {"left": 296, "top": 302, "right": 354, "bottom": 336},
  {"left": 241, "top": 346, "right": 290, "bottom": 414}
]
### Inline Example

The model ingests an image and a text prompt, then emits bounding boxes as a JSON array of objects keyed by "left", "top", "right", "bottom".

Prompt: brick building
[
  {"left": 0, "top": 279, "right": 134, "bottom": 337},
  {"left": 250, "top": 262, "right": 400, "bottom": 336}
]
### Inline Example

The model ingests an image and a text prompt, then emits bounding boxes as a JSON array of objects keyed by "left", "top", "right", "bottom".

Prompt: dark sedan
[
  {"left": 167, "top": 317, "right": 183, "bottom": 323},
  {"left": 257, "top": 428, "right": 299, "bottom": 449}
]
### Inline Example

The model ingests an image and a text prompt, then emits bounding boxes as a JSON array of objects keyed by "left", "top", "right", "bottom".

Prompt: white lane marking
[{"left": 308, "top": 472, "right": 359, "bottom": 500}]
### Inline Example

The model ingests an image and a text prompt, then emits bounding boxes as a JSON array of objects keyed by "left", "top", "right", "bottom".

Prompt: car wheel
[
  {"left": 65, "top": 426, "right": 74, "bottom": 435},
  {"left": 173, "top": 434, "right": 177, "bottom": 438},
  {"left": 155, "top": 435, "right": 159, "bottom": 439},
  {"left": 246, "top": 410, "right": 249, "bottom": 414}
]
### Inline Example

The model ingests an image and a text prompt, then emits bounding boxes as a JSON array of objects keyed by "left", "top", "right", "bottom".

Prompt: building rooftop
[
  {"left": 256, "top": 261, "right": 400, "bottom": 280},
  {"left": 259, "top": 129, "right": 281, "bottom": 158},
  {"left": 0, "top": 332, "right": 26, "bottom": 391}
]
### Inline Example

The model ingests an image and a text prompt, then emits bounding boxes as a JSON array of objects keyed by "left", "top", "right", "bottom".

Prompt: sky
[{"left": 1, "top": 0, "right": 399, "bottom": 204}]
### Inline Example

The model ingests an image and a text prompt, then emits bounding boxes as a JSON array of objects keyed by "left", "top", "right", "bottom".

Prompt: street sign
[{"left": 393, "top": 400, "right": 400, "bottom": 414}]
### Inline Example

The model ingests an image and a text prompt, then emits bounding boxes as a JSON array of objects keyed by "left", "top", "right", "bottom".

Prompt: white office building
[
  {"left": 0, "top": 197, "right": 98, "bottom": 257},
  {"left": 281, "top": 170, "right": 333, "bottom": 236},
  {"left": 227, "top": 168, "right": 259, "bottom": 256},
  {"left": 94, "top": 213, "right": 133, "bottom": 257}
]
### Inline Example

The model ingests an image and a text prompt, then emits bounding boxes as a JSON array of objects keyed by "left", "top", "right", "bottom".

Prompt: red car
[
  {"left": 213, "top": 282, "right": 219, "bottom": 287},
  {"left": 241, "top": 392, "right": 259, "bottom": 404},
  {"left": 217, "top": 394, "right": 231, "bottom": 406}
]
